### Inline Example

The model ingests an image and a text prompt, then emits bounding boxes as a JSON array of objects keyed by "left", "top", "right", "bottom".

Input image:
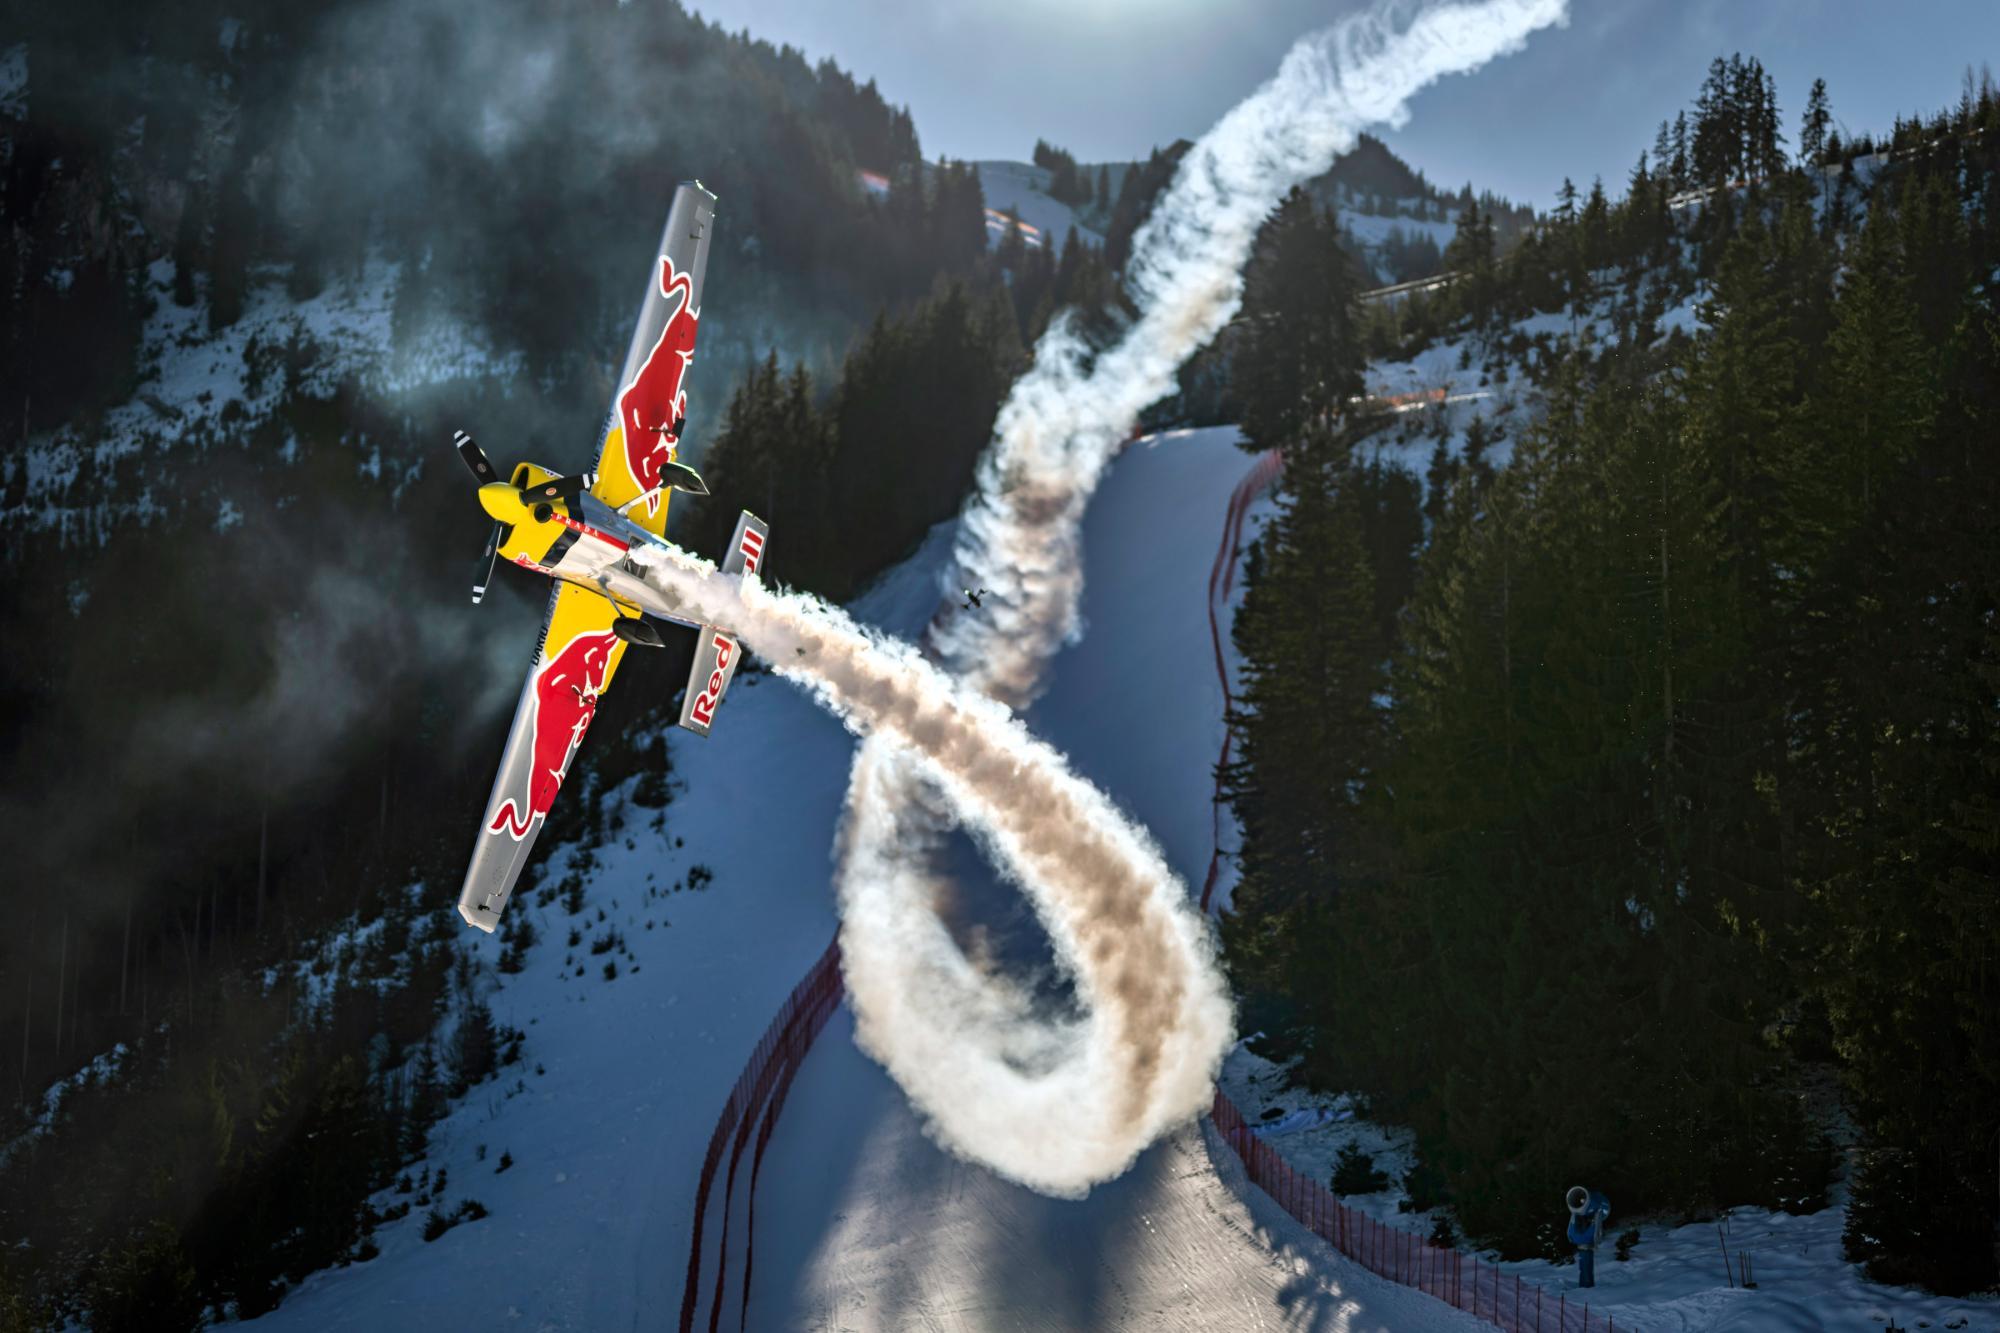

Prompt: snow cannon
[
  {"left": 1566, "top": 1185, "right": 1610, "bottom": 1230},
  {"left": 1565, "top": 1186, "right": 1611, "bottom": 1288}
]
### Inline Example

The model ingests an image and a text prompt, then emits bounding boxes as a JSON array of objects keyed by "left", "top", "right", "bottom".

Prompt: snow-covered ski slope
[
  {"left": 237, "top": 538, "right": 958, "bottom": 1329},
  {"left": 741, "top": 427, "right": 1489, "bottom": 1331},
  {"left": 237, "top": 426, "right": 1483, "bottom": 1332},
  {"left": 974, "top": 160, "right": 1104, "bottom": 252},
  {"left": 969, "top": 156, "right": 1458, "bottom": 285},
  {"left": 235, "top": 399, "right": 1998, "bottom": 1332}
]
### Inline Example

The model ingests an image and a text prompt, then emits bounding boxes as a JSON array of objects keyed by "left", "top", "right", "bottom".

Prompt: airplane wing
[
  {"left": 457, "top": 582, "right": 631, "bottom": 931},
  {"left": 675, "top": 510, "right": 768, "bottom": 735},
  {"left": 590, "top": 181, "right": 718, "bottom": 537}
]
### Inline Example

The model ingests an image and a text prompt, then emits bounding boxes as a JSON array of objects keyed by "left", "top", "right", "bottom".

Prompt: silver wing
[{"left": 457, "top": 583, "right": 628, "bottom": 932}]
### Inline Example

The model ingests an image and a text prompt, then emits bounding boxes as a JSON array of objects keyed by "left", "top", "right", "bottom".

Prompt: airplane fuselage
[{"left": 477, "top": 463, "right": 696, "bottom": 626}]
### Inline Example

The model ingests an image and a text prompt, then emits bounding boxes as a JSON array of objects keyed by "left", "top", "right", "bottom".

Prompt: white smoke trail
[
  {"left": 831, "top": 0, "right": 1568, "bottom": 1197},
  {"left": 935, "top": 0, "right": 1568, "bottom": 704},
  {"left": 610, "top": 553, "right": 1235, "bottom": 1196}
]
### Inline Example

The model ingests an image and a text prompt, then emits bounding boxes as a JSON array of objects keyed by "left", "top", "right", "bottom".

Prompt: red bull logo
[
  {"left": 689, "top": 631, "right": 736, "bottom": 729},
  {"left": 617, "top": 254, "right": 700, "bottom": 517},
  {"left": 488, "top": 628, "right": 621, "bottom": 839}
]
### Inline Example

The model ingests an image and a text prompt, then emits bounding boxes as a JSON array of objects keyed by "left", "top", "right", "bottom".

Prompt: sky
[{"left": 683, "top": 0, "right": 1999, "bottom": 210}]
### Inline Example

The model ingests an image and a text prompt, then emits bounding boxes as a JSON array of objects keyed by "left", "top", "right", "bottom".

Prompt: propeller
[
  {"left": 453, "top": 425, "right": 702, "bottom": 605},
  {"left": 457, "top": 431, "right": 513, "bottom": 605},
  {"left": 455, "top": 430, "right": 499, "bottom": 484},
  {"left": 473, "top": 520, "right": 502, "bottom": 605}
]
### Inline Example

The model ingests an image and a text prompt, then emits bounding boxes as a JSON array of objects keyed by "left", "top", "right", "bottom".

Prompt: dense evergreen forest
[
  {"left": 1221, "top": 56, "right": 2000, "bottom": 1294},
  {"left": 0, "top": 0, "right": 1105, "bottom": 1322}
]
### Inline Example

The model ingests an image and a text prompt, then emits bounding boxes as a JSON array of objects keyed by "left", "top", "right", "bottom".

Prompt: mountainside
[
  {"left": 1219, "top": 57, "right": 2000, "bottom": 1298},
  {"left": 7, "top": 6, "right": 1996, "bottom": 1326},
  {"left": 1017, "top": 131, "right": 1532, "bottom": 288},
  {"left": 0, "top": 1, "right": 1001, "bottom": 1321}
]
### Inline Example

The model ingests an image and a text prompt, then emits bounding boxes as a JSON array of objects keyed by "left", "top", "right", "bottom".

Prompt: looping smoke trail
[
  {"left": 614, "top": 551, "right": 1235, "bottom": 1195},
  {"left": 826, "top": 0, "right": 1569, "bottom": 1199}
]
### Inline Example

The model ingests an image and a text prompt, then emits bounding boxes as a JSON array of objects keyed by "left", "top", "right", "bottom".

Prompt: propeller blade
[
  {"left": 473, "top": 521, "right": 503, "bottom": 604},
  {"left": 660, "top": 460, "right": 709, "bottom": 497},
  {"left": 455, "top": 430, "right": 499, "bottom": 484}
]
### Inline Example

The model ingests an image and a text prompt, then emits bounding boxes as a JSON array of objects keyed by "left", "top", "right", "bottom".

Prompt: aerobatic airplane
[{"left": 452, "top": 182, "right": 768, "bottom": 932}]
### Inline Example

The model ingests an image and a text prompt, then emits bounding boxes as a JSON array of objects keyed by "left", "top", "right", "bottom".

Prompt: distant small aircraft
[
  {"left": 962, "top": 588, "right": 988, "bottom": 610},
  {"left": 452, "top": 182, "right": 769, "bottom": 934}
]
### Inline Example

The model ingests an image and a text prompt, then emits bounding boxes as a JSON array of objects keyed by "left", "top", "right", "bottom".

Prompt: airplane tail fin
[{"left": 676, "top": 511, "right": 768, "bottom": 737}]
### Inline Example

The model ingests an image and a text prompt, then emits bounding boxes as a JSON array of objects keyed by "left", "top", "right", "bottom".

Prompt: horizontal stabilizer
[
  {"left": 678, "top": 625, "right": 742, "bottom": 737},
  {"left": 721, "top": 510, "right": 769, "bottom": 578}
]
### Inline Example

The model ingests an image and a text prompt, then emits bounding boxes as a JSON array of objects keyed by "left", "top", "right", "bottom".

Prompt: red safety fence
[
  {"left": 1210, "top": 1092, "right": 1617, "bottom": 1333},
  {"left": 678, "top": 935, "right": 844, "bottom": 1333},
  {"left": 1200, "top": 446, "right": 1283, "bottom": 913}
]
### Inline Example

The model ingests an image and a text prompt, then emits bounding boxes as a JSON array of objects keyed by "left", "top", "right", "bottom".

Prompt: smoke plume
[
  {"left": 826, "top": 0, "right": 1569, "bottom": 1196},
  {"left": 612, "top": 552, "right": 1233, "bottom": 1196}
]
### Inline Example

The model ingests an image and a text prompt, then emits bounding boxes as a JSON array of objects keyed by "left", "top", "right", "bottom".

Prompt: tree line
[
  {"left": 1221, "top": 67, "right": 2000, "bottom": 1293},
  {"left": 684, "top": 217, "right": 1122, "bottom": 600}
]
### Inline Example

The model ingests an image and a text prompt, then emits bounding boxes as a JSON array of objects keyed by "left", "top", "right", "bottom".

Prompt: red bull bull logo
[
  {"left": 488, "top": 628, "right": 622, "bottom": 839},
  {"left": 617, "top": 254, "right": 700, "bottom": 518}
]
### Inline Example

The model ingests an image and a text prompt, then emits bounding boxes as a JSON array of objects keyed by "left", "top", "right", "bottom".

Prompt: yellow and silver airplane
[{"left": 452, "top": 182, "right": 767, "bottom": 932}]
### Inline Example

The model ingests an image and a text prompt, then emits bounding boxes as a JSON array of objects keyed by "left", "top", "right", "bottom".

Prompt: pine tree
[
  {"left": 1795, "top": 209, "right": 1996, "bottom": 1294},
  {"left": 1234, "top": 189, "right": 1366, "bottom": 452},
  {"left": 85, "top": 1221, "right": 203, "bottom": 1333},
  {"left": 927, "top": 159, "right": 987, "bottom": 274},
  {"left": 405, "top": 1038, "right": 443, "bottom": 1156},
  {"left": 450, "top": 1000, "right": 497, "bottom": 1094},
  {"left": 1800, "top": 77, "right": 1831, "bottom": 168},
  {"left": 171, "top": 191, "right": 201, "bottom": 308},
  {"left": 1580, "top": 176, "right": 1611, "bottom": 274},
  {"left": 1669, "top": 111, "right": 1692, "bottom": 192},
  {"left": 1221, "top": 427, "right": 1387, "bottom": 1067},
  {"left": 1693, "top": 56, "right": 1737, "bottom": 186}
]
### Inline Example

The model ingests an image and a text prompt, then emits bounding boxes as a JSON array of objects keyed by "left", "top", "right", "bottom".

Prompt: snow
[
  {"left": 0, "top": 1044, "right": 130, "bottom": 1172},
  {"left": 236, "top": 523, "right": 953, "bottom": 1330},
  {"left": 1338, "top": 211, "right": 1456, "bottom": 251},
  {"left": 974, "top": 160, "right": 1103, "bottom": 253},
  {"left": 237, "top": 425, "right": 1479, "bottom": 1332},
  {"left": 1220, "top": 1048, "right": 1421, "bottom": 1233},
  {"left": 14, "top": 256, "right": 524, "bottom": 540},
  {"left": 1484, "top": 1204, "right": 1998, "bottom": 1333},
  {"left": 740, "top": 427, "right": 1501, "bottom": 1330},
  {"left": 752, "top": 1021, "right": 1487, "bottom": 1332},
  {"left": 224, "top": 404, "right": 1997, "bottom": 1331},
  {"left": 1331, "top": 201, "right": 1457, "bottom": 283}
]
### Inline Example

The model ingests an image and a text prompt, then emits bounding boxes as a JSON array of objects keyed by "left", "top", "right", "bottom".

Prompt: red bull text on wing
[{"left": 689, "top": 631, "right": 736, "bottom": 729}]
